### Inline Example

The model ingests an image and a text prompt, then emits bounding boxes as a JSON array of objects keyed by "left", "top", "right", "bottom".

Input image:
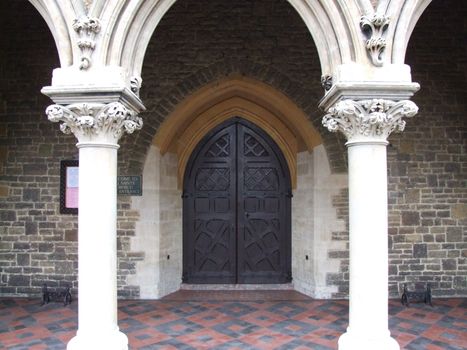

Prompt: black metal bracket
[
  {"left": 41, "top": 284, "right": 72, "bottom": 306},
  {"left": 400, "top": 283, "right": 433, "bottom": 307}
]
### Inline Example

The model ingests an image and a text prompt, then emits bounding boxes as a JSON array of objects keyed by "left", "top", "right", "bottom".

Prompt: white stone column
[
  {"left": 46, "top": 102, "right": 143, "bottom": 350},
  {"left": 323, "top": 99, "right": 418, "bottom": 350}
]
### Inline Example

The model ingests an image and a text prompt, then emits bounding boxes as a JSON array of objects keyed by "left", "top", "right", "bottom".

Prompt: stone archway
[
  {"left": 28, "top": 0, "right": 435, "bottom": 84},
  {"left": 153, "top": 75, "right": 323, "bottom": 188},
  {"left": 128, "top": 78, "right": 348, "bottom": 299},
  {"left": 27, "top": 0, "right": 436, "bottom": 348}
]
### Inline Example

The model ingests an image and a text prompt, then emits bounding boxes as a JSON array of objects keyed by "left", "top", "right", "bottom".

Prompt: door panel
[
  {"left": 183, "top": 118, "right": 291, "bottom": 284},
  {"left": 183, "top": 125, "right": 237, "bottom": 284},
  {"left": 237, "top": 123, "right": 290, "bottom": 283}
]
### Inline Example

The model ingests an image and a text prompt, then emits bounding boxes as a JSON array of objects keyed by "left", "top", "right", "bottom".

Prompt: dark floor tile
[
  {"left": 0, "top": 295, "right": 465, "bottom": 349},
  {"left": 213, "top": 319, "right": 260, "bottom": 337}
]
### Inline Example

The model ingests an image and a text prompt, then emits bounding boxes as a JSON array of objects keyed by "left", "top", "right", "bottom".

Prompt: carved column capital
[
  {"left": 322, "top": 99, "right": 418, "bottom": 144},
  {"left": 46, "top": 102, "right": 143, "bottom": 146}
]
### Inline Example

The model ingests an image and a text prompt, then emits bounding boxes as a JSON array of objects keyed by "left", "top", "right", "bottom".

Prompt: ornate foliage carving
[
  {"left": 130, "top": 76, "right": 142, "bottom": 96},
  {"left": 72, "top": 16, "right": 101, "bottom": 70},
  {"left": 360, "top": 14, "right": 390, "bottom": 66},
  {"left": 46, "top": 102, "right": 143, "bottom": 143},
  {"left": 322, "top": 99, "right": 418, "bottom": 142},
  {"left": 321, "top": 74, "right": 333, "bottom": 91}
]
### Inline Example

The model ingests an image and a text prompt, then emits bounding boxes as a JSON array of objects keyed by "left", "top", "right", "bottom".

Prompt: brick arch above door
[{"left": 153, "top": 76, "right": 323, "bottom": 189}]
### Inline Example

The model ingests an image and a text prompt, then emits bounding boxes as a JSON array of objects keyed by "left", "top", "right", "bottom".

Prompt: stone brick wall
[
  {"left": 129, "top": 147, "right": 182, "bottom": 299},
  {"left": 0, "top": 2, "right": 74, "bottom": 296},
  {"left": 326, "top": 188, "right": 350, "bottom": 298},
  {"left": 292, "top": 152, "right": 316, "bottom": 294},
  {"left": 0, "top": 0, "right": 465, "bottom": 299},
  {"left": 292, "top": 147, "right": 348, "bottom": 299},
  {"left": 386, "top": 0, "right": 467, "bottom": 297},
  {"left": 326, "top": 0, "right": 467, "bottom": 298},
  {"left": 0, "top": 2, "right": 140, "bottom": 298}
]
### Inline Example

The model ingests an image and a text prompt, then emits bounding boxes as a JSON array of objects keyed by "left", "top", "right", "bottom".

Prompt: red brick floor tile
[
  {"left": 178, "top": 328, "right": 232, "bottom": 348},
  {"left": 0, "top": 295, "right": 465, "bottom": 349},
  {"left": 240, "top": 329, "right": 294, "bottom": 348}
]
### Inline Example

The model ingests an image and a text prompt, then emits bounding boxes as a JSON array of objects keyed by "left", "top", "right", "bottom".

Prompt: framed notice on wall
[{"left": 60, "top": 160, "right": 79, "bottom": 214}]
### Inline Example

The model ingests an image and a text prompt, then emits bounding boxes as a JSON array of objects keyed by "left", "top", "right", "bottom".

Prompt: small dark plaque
[{"left": 117, "top": 176, "right": 142, "bottom": 196}]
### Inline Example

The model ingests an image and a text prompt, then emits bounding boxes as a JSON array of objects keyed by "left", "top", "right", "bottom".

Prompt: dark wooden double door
[{"left": 183, "top": 118, "right": 291, "bottom": 284}]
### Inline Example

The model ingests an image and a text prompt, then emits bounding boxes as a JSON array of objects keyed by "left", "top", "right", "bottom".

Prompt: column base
[
  {"left": 67, "top": 329, "right": 128, "bottom": 350},
  {"left": 338, "top": 331, "right": 400, "bottom": 350}
]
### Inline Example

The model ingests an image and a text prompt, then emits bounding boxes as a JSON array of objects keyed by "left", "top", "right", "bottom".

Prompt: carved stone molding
[
  {"left": 83, "top": 0, "right": 93, "bottom": 12},
  {"left": 322, "top": 99, "right": 418, "bottom": 143},
  {"left": 46, "top": 102, "right": 143, "bottom": 144},
  {"left": 360, "top": 14, "right": 390, "bottom": 67},
  {"left": 130, "top": 76, "right": 142, "bottom": 96},
  {"left": 321, "top": 75, "right": 333, "bottom": 91},
  {"left": 72, "top": 16, "right": 101, "bottom": 70}
]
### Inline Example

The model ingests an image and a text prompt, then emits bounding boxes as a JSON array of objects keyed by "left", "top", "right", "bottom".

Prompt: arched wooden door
[{"left": 183, "top": 118, "right": 291, "bottom": 284}]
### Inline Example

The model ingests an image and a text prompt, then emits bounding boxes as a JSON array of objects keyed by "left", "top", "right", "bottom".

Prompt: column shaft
[
  {"left": 67, "top": 143, "right": 128, "bottom": 350},
  {"left": 322, "top": 98, "right": 418, "bottom": 350},
  {"left": 339, "top": 141, "right": 398, "bottom": 350},
  {"left": 45, "top": 99, "right": 143, "bottom": 350}
]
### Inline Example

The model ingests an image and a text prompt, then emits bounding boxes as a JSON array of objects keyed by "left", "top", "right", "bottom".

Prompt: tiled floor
[{"left": 0, "top": 291, "right": 466, "bottom": 349}]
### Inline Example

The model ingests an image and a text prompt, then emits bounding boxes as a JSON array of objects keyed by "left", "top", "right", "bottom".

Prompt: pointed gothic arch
[
  {"left": 28, "top": 0, "right": 435, "bottom": 97},
  {"left": 102, "top": 0, "right": 360, "bottom": 77},
  {"left": 152, "top": 76, "right": 323, "bottom": 189}
]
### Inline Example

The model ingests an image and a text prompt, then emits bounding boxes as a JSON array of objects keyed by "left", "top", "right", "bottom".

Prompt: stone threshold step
[{"left": 180, "top": 283, "right": 294, "bottom": 291}]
